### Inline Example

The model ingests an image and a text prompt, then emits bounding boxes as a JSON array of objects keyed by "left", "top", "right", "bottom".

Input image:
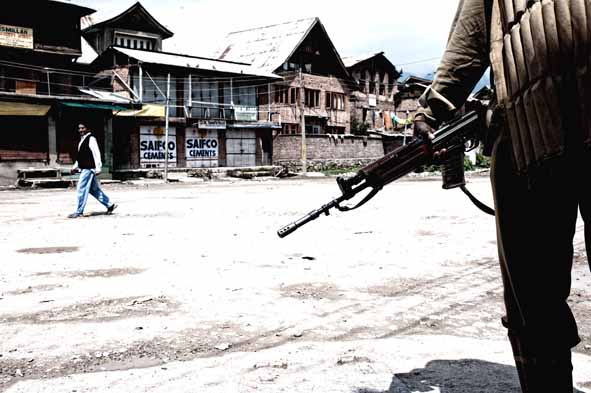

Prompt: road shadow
[
  {"left": 85, "top": 211, "right": 111, "bottom": 217},
  {"left": 356, "top": 358, "right": 584, "bottom": 393}
]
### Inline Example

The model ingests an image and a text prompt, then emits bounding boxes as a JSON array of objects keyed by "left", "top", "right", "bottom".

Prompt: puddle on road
[{"left": 17, "top": 246, "right": 79, "bottom": 254}]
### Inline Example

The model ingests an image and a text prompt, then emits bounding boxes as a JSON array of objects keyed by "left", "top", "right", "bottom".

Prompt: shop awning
[
  {"left": 60, "top": 101, "right": 132, "bottom": 111},
  {"left": 0, "top": 101, "right": 51, "bottom": 116},
  {"left": 114, "top": 104, "right": 166, "bottom": 117}
]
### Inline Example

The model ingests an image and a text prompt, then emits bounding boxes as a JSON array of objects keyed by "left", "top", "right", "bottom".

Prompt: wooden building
[
  {"left": 83, "top": 2, "right": 280, "bottom": 173},
  {"left": 0, "top": 0, "right": 137, "bottom": 185}
]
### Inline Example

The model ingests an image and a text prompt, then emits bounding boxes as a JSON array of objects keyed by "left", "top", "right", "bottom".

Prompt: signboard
[
  {"left": 234, "top": 105, "right": 258, "bottom": 122},
  {"left": 139, "top": 126, "right": 177, "bottom": 168},
  {"left": 185, "top": 128, "right": 218, "bottom": 168},
  {"left": 0, "top": 24, "right": 33, "bottom": 49},
  {"left": 198, "top": 119, "right": 226, "bottom": 129},
  {"left": 368, "top": 94, "right": 377, "bottom": 107}
]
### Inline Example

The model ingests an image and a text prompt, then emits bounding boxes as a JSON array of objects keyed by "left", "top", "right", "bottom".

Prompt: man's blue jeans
[{"left": 75, "top": 169, "right": 112, "bottom": 215}]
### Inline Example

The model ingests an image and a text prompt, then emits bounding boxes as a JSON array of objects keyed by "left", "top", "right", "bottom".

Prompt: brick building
[
  {"left": 394, "top": 74, "right": 432, "bottom": 124},
  {"left": 343, "top": 52, "right": 401, "bottom": 134},
  {"left": 216, "top": 17, "right": 353, "bottom": 136},
  {"left": 214, "top": 18, "right": 388, "bottom": 171}
]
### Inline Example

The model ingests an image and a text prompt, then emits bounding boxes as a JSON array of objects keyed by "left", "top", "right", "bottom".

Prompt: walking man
[{"left": 68, "top": 123, "right": 117, "bottom": 218}]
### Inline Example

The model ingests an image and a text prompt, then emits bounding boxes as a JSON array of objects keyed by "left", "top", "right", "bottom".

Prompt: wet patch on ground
[
  {"left": 33, "top": 267, "right": 145, "bottom": 279},
  {"left": 16, "top": 246, "right": 79, "bottom": 254},
  {"left": 0, "top": 296, "right": 177, "bottom": 325},
  {"left": 279, "top": 282, "right": 342, "bottom": 300}
]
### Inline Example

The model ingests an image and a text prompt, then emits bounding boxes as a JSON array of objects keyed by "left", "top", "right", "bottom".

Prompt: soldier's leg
[
  {"left": 491, "top": 138, "right": 579, "bottom": 392},
  {"left": 576, "top": 150, "right": 591, "bottom": 270}
]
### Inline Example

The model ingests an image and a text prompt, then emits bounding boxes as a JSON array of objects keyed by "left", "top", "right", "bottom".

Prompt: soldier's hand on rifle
[
  {"left": 413, "top": 113, "right": 435, "bottom": 141},
  {"left": 413, "top": 113, "right": 447, "bottom": 162}
]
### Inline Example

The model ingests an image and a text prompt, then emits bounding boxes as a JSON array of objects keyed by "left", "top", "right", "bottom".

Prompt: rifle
[{"left": 277, "top": 110, "right": 494, "bottom": 238}]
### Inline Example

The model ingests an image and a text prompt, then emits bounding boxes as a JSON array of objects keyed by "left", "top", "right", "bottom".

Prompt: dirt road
[{"left": 1, "top": 175, "right": 590, "bottom": 392}]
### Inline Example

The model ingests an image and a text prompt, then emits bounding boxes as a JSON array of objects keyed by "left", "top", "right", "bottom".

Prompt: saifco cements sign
[
  {"left": 185, "top": 128, "right": 218, "bottom": 168},
  {"left": 0, "top": 24, "right": 33, "bottom": 49},
  {"left": 139, "top": 126, "right": 177, "bottom": 168}
]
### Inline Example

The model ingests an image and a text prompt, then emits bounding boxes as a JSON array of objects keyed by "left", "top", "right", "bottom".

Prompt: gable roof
[
  {"left": 398, "top": 74, "right": 433, "bottom": 86},
  {"left": 82, "top": 2, "right": 173, "bottom": 39},
  {"left": 95, "top": 47, "right": 280, "bottom": 79},
  {"left": 216, "top": 17, "right": 349, "bottom": 77},
  {"left": 342, "top": 52, "right": 384, "bottom": 68},
  {"left": 48, "top": 1, "right": 95, "bottom": 17},
  {"left": 343, "top": 51, "right": 401, "bottom": 79}
]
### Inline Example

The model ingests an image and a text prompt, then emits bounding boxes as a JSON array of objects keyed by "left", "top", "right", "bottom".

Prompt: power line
[{"left": 394, "top": 56, "right": 441, "bottom": 67}]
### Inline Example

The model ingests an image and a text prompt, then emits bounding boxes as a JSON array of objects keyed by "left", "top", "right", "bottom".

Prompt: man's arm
[
  {"left": 88, "top": 136, "right": 103, "bottom": 174},
  {"left": 419, "top": 0, "right": 492, "bottom": 123}
]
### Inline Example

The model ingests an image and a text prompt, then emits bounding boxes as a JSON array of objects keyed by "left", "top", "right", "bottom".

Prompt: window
[
  {"left": 133, "top": 40, "right": 137, "bottom": 49},
  {"left": 325, "top": 92, "right": 345, "bottom": 111},
  {"left": 281, "top": 124, "right": 299, "bottom": 135},
  {"left": 289, "top": 88, "right": 298, "bottom": 104},
  {"left": 305, "top": 124, "right": 321, "bottom": 134},
  {"left": 304, "top": 89, "right": 320, "bottom": 108},
  {"left": 274, "top": 86, "right": 288, "bottom": 104},
  {"left": 140, "top": 41, "right": 144, "bottom": 49}
]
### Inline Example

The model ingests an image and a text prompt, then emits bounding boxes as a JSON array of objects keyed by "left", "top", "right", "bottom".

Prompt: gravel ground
[{"left": 1, "top": 174, "right": 590, "bottom": 392}]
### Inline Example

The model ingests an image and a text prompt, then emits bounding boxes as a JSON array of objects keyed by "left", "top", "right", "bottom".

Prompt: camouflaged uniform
[{"left": 417, "top": 0, "right": 591, "bottom": 391}]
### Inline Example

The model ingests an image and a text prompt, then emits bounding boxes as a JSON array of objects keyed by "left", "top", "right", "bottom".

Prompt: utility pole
[
  {"left": 164, "top": 73, "right": 171, "bottom": 182},
  {"left": 403, "top": 110, "right": 409, "bottom": 146},
  {"left": 299, "top": 68, "right": 307, "bottom": 175},
  {"left": 139, "top": 64, "right": 143, "bottom": 102}
]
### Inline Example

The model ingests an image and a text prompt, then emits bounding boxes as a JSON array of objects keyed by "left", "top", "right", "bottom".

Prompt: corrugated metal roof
[
  {"left": 216, "top": 18, "right": 318, "bottom": 74},
  {"left": 342, "top": 52, "right": 384, "bottom": 68},
  {"left": 77, "top": 37, "right": 99, "bottom": 65},
  {"left": 112, "top": 47, "right": 280, "bottom": 79}
]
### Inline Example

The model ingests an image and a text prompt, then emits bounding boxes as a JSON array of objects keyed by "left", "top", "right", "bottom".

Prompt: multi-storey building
[
  {"left": 216, "top": 17, "right": 353, "bottom": 136},
  {"left": 343, "top": 52, "right": 401, "bottom": 133},
  {"left": 0, "top": 1, "right": 136, "bottom": 185},
  {"left": 82, "top": 2, "right": 280, "bottom": 173}
]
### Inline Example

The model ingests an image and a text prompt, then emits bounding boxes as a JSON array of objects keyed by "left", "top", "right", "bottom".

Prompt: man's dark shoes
[
  {"left": 106, "top": 204, "right": 118, "bottom": 215},
  {"left": 68, "top": 213, "right": 81, "bottom": 219}
]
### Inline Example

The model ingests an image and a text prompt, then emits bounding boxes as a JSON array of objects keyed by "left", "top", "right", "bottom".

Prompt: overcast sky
[{"left": 67, "top": 0, "right": 464, "bottom": 77}]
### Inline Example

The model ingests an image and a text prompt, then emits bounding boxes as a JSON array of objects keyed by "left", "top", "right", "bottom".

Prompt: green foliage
[
  {"left": 463, "top": 155, "right": 475, "bottom": 171},
  {"left": 475, "top": 151, "right": 491, "bottom": 168},
  {"left": 350, "top": 118, "right": 370, "bottom": 136}
]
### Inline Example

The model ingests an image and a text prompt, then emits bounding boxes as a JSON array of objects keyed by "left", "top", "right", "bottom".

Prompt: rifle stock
[{"left": 277, "top": 111, "right": 482, "bottom": 238}]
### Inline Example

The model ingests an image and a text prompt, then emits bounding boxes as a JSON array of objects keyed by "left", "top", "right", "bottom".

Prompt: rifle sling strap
[
  {"left": 336, "top": 186, "right": 382, "bottom": 212},
  {"left": 334, "top": 185, "right": 495, "bottom": 216},
  {"left": 460, "top": 185, "right": 495, "bottom": 216}
]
